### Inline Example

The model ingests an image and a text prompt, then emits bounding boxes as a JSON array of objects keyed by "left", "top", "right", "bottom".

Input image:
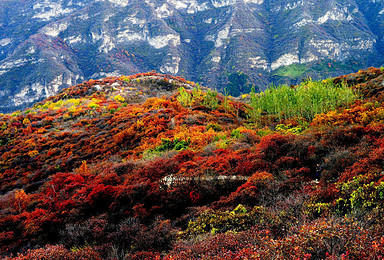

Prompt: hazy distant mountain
[{"left": 1, "top": 0, "right": 384, "bottom": 112}]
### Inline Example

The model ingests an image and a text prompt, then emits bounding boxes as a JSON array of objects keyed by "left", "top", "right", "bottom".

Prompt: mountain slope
[
  {"left": 1, "top": 69, "right": 384, "bottom": 258},
  {"left": 0, "top": 0, "right": 384, "bottom": 112}
]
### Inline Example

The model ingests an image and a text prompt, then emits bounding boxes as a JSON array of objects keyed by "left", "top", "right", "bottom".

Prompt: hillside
[
  {"left": 1, "top": 0, "right": 384, "bottom": 112},
  {"left": 1, "top": 68, "right": 384, "bottom": 259}
]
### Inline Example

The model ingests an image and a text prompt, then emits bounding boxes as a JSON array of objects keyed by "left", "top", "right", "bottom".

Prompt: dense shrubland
[{"left": 1, "top": 68, "right": 384, "bottom": 259}]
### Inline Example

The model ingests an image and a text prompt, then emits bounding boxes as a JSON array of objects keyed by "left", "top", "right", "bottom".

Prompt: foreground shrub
[
  {"left": 168, "top": 217, "right": 384, "bottom": 260},
  {"left": 10, "top": 245, "right": 101, "bottom": 260}
]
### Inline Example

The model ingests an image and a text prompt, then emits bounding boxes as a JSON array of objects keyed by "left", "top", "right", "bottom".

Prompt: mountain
[
  {"left": 1, "top": 68, "right": 384, "bottom": 258},
  {"left": 0, "top": 0, "right": 384, "bottom": 112}
]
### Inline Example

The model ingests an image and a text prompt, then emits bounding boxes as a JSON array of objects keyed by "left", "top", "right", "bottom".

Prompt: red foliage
[
  {"left": 11, "top": 244, "right": 102, "bottom": 260},
  {"left": 257, "top": 133, "right": 292, "bottom": 161}
]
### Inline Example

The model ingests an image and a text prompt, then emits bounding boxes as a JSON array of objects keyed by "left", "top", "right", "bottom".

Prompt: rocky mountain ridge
[{"left": 1, "top": 0, "right": 384, "bottom": 112}]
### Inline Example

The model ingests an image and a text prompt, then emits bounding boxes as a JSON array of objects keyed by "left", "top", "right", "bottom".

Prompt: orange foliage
[{"left": 312, "top": 102, "right": 384, "bottom": 127}]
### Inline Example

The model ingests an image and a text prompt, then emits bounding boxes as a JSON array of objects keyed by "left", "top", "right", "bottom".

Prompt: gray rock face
[{"left": 1, "top": 0, "right": 384, "bottom": 112}]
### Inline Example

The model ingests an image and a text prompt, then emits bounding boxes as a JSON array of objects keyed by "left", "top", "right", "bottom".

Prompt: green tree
[{"left": 227, "top": 72, "right": 257, "bottom": 97}]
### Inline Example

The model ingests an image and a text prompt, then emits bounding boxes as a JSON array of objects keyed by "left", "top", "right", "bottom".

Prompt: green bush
[
  {"left": 350, "top": 182, "right": 384, "bottom": 210},
  {"left": 305, "top": 202, "right": 330, "bottom": 219},
  {"left": 231, "top": 129, "right": 244, "bottom": 139},
  {"left": 206, "top": 123, "right": 222, "bottom": 131},
  {"left": 179, "top": 205, "right": 282, "bottom": 239},
  {"left": 334, "top": 198, "right": 351, "bottom": 215},
  {"left": 177, "top": 87, "right": 219, "bottom": 110},
  {"left": 177, "top": 87, "right": 193, "bottom": 107},
  {"left": 203, "top": 89, "right": 219, "bottom": 110},
  {"left": 336, "top": 177, "right": 384, "bottom": 213},
  {"left": 151, "top": 138, "right": 190, "bottom": 153},
  {"left": 180, "top": 205, "right": 253, "bottom": 238},
  {"left": 275, "top": 123, "right": 305, "bottom": 135}
]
